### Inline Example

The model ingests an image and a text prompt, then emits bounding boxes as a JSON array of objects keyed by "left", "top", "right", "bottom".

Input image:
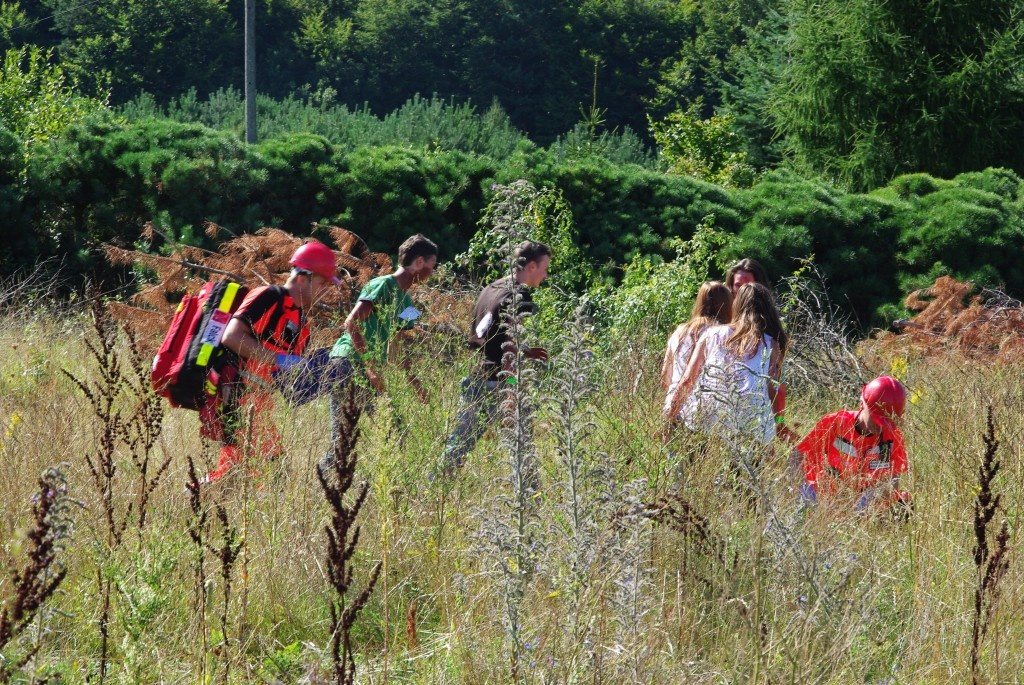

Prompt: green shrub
[
  {"left": 121, "top": 90, "right": 530, "bottom": 159},
  {"left": 593, "top": 217, "right": 732, "bottom": 341}
]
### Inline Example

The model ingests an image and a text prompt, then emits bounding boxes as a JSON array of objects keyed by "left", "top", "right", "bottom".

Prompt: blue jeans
[{"left": 441, "top": 376, "right": 500, "bottom": 471}]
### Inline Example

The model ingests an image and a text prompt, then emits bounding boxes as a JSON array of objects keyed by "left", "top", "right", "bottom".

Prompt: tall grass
[{"left": 0, "top": 290, "right": 1022, "bottom": 682}]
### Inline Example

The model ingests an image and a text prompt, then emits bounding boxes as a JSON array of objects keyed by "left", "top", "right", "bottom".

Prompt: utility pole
[{"left": 244, "top": 0, "right": 256, "bottom": 144}]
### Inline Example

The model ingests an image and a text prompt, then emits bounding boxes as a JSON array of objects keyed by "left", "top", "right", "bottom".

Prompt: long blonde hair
[
  {"left": 725, "top": 282, "right": 788, "bottom": 358},
  {"left": 681, "top": 281, "right": 732, "bottom": 339},
  {"left": 661, "top": 282, "right": 732, "bottom": 389}
]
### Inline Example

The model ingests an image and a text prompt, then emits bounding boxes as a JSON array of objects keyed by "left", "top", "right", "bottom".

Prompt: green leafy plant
[
  {"left": 595, "top": 215, "right": 732, "bottom": 341},
  {"left": 650, "top": 103, "right": 757, "bottom": 188}
]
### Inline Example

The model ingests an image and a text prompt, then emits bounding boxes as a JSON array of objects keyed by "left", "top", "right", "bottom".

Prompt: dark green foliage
[
  {"left": 9, "top": 102, "right": 1024, "bottom": 329},
  {"left": 257, "top": 133, "right": 335, "bottom": 230},
  {"left": 23, "top": 0, "right": 698, "bottom": 145},
  {"left": 525, "top": 156, "right": 743, "bottom": 268},
  {"left": 893, "top": 174, "right": 1024, "bottom": 296},
  {"left": 327, "top": 145, "right": 493, "bottom": 257},
  {"left": 767, "top": 0, "right": 1024, "bottom": 191},
  {"left": 41, "top": 0, "right": 238, "bottom": 104},
  {"left": 728, "top": 168, "right": 1024, "bottom": 326},
  {"left": 0, "top": 126, "right": 34, "bottom": 272},
  {"left": 121, "top": 91, "right": 531, "bottom": 160},
  {"left": 26, "top": 115, "right": 260, "bottom": 260}
]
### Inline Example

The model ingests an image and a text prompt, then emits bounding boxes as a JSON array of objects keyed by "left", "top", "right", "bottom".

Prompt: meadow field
[{"left": 0, "top": 288, "right": 1022, "bottom": 685}]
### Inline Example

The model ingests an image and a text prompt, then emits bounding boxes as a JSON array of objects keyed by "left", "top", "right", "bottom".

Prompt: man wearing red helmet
[
  {"left": 796, "top": 376, "right": 911, "bottom": 513},
  {"left": 201, "top": 240, "right": 339, "bottom": 484}
]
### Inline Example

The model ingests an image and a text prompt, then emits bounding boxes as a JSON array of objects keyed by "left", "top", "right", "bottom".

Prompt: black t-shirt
[{"left": 469, "top": 276, "right": 537, "bottom": 379}]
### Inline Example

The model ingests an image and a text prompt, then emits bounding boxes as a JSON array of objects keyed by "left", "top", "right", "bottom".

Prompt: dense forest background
[{"left": 3, "top": 0, "right": 1024, "bottom": 325}]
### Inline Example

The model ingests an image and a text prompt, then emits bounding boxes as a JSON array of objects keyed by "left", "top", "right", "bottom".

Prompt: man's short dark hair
[
  {"left": 513, "top": 241, "right": 552, "bottom": 271},
  {"left": 398, "top": 234, "right": 439, "bottom": 267}
]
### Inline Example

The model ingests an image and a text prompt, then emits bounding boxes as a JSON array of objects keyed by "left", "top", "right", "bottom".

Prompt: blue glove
[
  {"left": 799, "top": 482, "right": 817, "bottom": 504},
  {"left": 275, "top": 353, "right": 302, "bottom": 371}
]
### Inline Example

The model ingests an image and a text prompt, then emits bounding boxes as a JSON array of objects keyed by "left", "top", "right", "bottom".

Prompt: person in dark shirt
[{"left": 438, "top": 241, "right": 551, "bottom": 475}]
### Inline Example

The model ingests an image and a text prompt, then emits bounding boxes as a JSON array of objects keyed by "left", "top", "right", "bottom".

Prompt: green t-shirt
[{"left": 330, "top": 275, "right": 418, "bottom": 362}]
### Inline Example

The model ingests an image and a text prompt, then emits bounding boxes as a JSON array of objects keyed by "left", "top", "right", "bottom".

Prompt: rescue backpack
[{"left": 152, "top": 280, "right": 249, "bottom": 410}]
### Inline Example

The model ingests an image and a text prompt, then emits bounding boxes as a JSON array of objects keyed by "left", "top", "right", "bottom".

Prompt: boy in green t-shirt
[{"left": 322, "top": 234, "right": 438, "bottom": 470}]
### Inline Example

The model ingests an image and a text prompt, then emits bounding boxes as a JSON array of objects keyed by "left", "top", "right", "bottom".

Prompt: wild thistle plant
[
  {"left": 542, "top": 304, "right": 616, "bottom": 635},
  {"left": 471, "top": 305, "right": 546, "bottom": 683},
  {"left": 604, "top": 479, "right": 657, "bottom": 683},
  {"left": 63, "top": 294, "right": 169, "bottom": 682},
  {"left": 454, "top": 178, "right": 573, "bottom": 682},
  {"left": 317, "top": 385, "right": 381, "bottom": 685},
  {"left": 970, "top": 407, "right": 1010, "bottom": 685},
  {"left": 0, "top": 465, "right": 79, "bottom": 683}
]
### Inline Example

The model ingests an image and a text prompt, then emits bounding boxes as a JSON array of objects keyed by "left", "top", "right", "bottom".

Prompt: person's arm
[
  {"left": 343, "top": 300, "right": 385, "bottom": 392},
  {"left": 766, "top": 344, "right": 798, "bottom": 444},
  {"left": 660, "top": 329, "right": 679, "bottom": 391},
  {"left": 524, "top": 346, "right": 548, "bottom": 362},
  {"left": 391, "top": 330, "right": 429, "bottom": 403},
  {"left": 665, "top": 336, "right": 707, "bottom": 421},
  {"left": 222, "top": 318, "right": 278, "bottom": 366},
  {"left": 795, "top": 415, "right": 834, "bottom": 491}
]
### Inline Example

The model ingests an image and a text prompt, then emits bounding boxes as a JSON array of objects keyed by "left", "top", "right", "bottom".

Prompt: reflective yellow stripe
[
  {"left": 220, "top": 282, "right": 241, "bottom": 311},
  {"left": 197, "top": 343, "right": 214, "bottom": 366},
  {"left": 196, "top": 282, "right": 243, "bottom": 367}
]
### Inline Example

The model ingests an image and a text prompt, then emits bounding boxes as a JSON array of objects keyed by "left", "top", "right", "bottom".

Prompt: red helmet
[
  {"left": 290, "top": 241, "right": 340, "bottom": 285},
  {"left": 861, "top": 376, "right": 906, "bottom": 430}
]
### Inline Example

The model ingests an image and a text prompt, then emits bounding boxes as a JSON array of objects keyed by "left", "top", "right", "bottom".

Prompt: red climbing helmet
[
  {"left": 290, "top": 241, "right": 341, "bottom": 285},
  {"left": 861, "top": 376, "right": 906, "bottom": 430}
]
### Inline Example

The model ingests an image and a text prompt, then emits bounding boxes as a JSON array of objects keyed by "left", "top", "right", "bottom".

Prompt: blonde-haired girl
[
  {"left": 665, "top": 282, "right": 788, "bottom": 444},
  {"left": 661, "top": 281, "right": 732, "bottom": 420}
]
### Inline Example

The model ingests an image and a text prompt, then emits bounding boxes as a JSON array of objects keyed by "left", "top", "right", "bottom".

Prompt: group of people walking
[{"left": 195, "top": 236, "right": 911, "bottom": 515}]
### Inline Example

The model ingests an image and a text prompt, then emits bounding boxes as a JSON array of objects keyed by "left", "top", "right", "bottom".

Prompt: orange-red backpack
[{"left": 151, "top": 280, "right": 249, "bottom": 410}]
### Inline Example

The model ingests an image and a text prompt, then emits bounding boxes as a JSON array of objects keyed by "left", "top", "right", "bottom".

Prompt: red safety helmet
[
  {"left": 861, "top": 376, "right": 906, "bottom": 431},
  {"left": 290, "top": 241, "right": 341, "bottom": 285}
]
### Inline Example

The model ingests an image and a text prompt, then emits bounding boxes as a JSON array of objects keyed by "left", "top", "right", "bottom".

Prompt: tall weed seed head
[
  {"left": 0, "top": 466, "right": 80, "bottom": 681},
  {"left": 471, "top": 303, "right": 546, "bottom": 683},
  {"left": 61, "top": 295, "right": 168, "bottom": 682},
  {"left": 542, "top": 305, "right": 616, "bottom": 608},
  {"left": 469, "top": 210, "right": 547, "bottom": 681},
  {"left": 604, "top": 479, "right": 657, "bottom": 683},
  {"left": 317, "top": 384, "right": 381, "bottom": 685},
  {"left": 970, "top": 407, "right": 1010, "bottom": 685}
]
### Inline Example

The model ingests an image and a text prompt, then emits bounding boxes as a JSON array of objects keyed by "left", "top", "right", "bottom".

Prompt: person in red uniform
[
  {"left": 796, "top": 376, "right": 911, "bottom": 512},
  {"left": 200, "top": 241, "right": 339, "bottom": 484}
]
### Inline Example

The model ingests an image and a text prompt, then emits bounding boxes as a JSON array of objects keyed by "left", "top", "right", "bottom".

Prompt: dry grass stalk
[
  {"left": 318, "top": 383, "right": 382, "bottom": 685},
  {"left": 210, "top": 502, "right": 242, "bottom": 685},
  {"left": 0, "top": 467, "right": 77, "bottom": 683},
  {"left": 184, "top": 456, "right": 210, "bottom": 682},
  {"left": 970, "top": 407, "right": 1011, "bottom": 685}
]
